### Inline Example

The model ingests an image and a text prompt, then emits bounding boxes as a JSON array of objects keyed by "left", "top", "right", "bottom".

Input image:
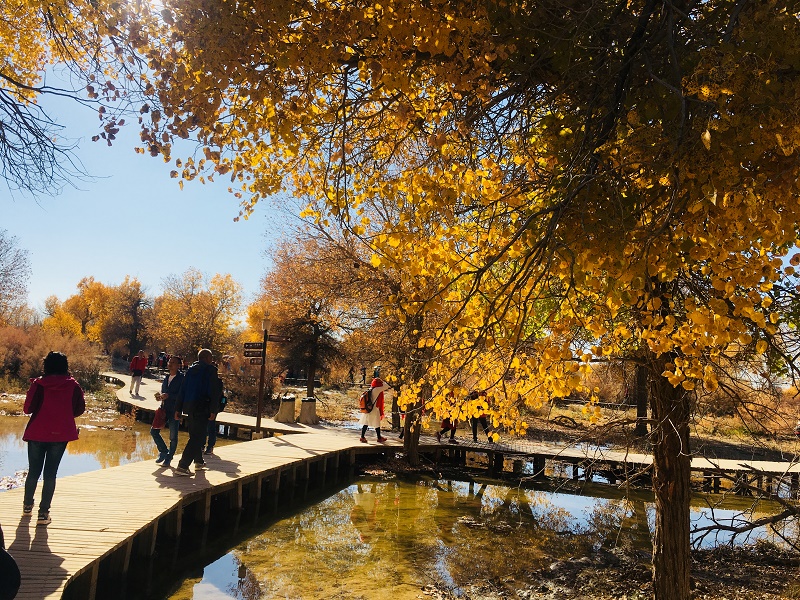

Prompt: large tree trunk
[
  {"left": 305, "top": 361, "right": 316, "bottom": 400},
  {"left": 649, "top": 352, "right": 692, "bottom": 600}
]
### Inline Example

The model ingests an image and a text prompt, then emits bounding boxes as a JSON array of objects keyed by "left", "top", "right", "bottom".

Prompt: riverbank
[{"left": 416, "top": 543, "right": 799, "bottom": 599}]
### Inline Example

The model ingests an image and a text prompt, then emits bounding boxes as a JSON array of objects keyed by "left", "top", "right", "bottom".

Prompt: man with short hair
[{"left": 173, "top": 349, "right": 222, "bottom": 476}]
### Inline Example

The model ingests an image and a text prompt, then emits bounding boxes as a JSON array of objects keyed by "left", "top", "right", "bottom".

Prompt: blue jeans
[
  {"left": 24, "top": 441, "right": 68, "bottom": 512},
  {"left": 151, "top": 415, "right": 180, "bottom": 461}
]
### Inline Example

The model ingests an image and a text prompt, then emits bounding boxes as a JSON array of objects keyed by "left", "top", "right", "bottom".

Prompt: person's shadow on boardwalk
[{"left": 9, "top": 519, "right": 68, "bottom": 598}]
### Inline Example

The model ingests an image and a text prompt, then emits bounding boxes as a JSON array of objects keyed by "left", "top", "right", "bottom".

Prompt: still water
[
  {"left": 0, "top": 414, "right": 791, "bottom": 599},
  {"left": 164, "top": 476, "right": 792, "bottom": 600}
]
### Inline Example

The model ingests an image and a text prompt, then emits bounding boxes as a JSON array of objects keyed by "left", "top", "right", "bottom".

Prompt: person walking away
[
  {"left": 360, "top": 376, "right": 390, "bottom": 443},
  {"left": 470, "top": 391, "right": 493, "bottom": 442},
  {"left": 152, "top": 356, "right": 184, "bottom": 467},
  {"left": 129, "top": 350, "right": 148, "bottom": 396},
  {"left": 436, "top": 416, "right": 459, "bottom": 444},
  {"left": 174, "top": 349, "right": 223, "bottom": 476},
  {"left": 22, "top": 352, "right": 85, "bottom": 525}
]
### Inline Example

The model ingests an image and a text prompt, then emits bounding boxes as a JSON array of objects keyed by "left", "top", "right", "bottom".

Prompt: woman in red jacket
[{"left": 22, "top": 352, "right": 85, "bottom": 526}]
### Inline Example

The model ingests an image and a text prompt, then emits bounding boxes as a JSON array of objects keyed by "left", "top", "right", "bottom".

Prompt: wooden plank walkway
[
  {"left": 3, "top": 372, "right": 798, "bottom": 598},
  {"left": 103, "top": 372, "right": 317, "bottom": 437},
  {"left": 1, "top": 427, "right": 400, "bottom": 599},
  {"left": 106, "top": 370, "right": 800, "bottom": 479}
]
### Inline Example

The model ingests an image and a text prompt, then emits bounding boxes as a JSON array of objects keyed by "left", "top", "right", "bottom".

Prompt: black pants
[
  {"left": 178, "top": 409, "right": 209, "bottom": 469},
  {"left": 471, "top": 416, "right": 490, "bottom": 440}
]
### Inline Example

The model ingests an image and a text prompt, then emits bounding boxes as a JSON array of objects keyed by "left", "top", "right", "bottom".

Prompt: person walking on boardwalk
[
  {"left": 129, "top": 350, "right": 148, "bottom": 396},
  {"left": 359, "top": 374, "right": 390, "bottom": 443},
  {"left": 153, "top": 355, "right": 184, "bottom": 467},
  {"left": 174, "top": 349, "right": 223, "bottom": 476},
  {"left": 470, "top": 391, "right": 493, "bottom": 443},
  {"left": 22, "top": 351, "right": 85, "bottom": 526}
]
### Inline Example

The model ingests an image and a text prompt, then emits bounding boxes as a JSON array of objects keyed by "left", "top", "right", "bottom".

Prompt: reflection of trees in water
[
  {"left": 585, "top": 499, "right": 652, "bottom": 552},
  {"left": 440, "top": 483, "right": 592, "bottom": 589},
  {"left": 222, "top": 557, "right": 262, "bottom": 600},
  {"left": 68, "top": 429, "right": 146, "bottom": 468},
  {"left": 223, "top": 479, "right": 615, "bottom": 599}
]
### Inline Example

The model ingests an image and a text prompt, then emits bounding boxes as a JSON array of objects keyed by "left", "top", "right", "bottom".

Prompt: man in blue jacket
[{"left": 174, "top": 349, "right": 222, "bottom": 476}]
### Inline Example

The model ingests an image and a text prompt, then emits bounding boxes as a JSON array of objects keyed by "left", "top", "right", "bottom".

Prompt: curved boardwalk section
[
  {"left": 0, "top": 428, "right": 397, "bottom": 599},
  {"left": 103, "top": 372, "right": 316, "bottom": 438},
  {"left": 4, "top": 372, "right": 799, "bottom": 597}
]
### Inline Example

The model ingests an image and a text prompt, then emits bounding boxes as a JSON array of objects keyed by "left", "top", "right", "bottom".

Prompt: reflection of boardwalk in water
[{"left": 0, "top": 430, "right": 398, "bottom": 599}]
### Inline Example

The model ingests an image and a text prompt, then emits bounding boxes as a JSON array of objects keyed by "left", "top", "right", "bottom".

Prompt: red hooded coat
[{"left": 23, "top": 375, "right": 85, "bottom": 442}]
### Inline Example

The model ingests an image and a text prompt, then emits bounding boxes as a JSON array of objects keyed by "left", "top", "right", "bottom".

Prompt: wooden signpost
[{"left": 244, "top": 333, "right": 290, "bottom": 434}]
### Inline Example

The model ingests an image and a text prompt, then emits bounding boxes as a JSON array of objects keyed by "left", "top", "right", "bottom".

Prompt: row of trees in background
[
  {"left": 37, "top": 270, "right": 242, "bottom": 360},
  {"left": 0, "top": 232, "right": 388, "bottom": 401}
]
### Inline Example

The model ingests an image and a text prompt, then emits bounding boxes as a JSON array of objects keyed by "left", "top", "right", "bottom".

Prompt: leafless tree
[{"left": 0, "top": 229, "right": 30, "bottom": 324}]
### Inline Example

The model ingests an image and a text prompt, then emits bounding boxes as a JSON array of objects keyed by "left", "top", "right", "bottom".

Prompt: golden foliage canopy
[{"left": 128, "top": 2, "right": 800, "bottom": 429}]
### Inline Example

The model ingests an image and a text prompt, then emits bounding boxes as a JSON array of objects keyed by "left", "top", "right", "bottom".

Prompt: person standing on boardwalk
[
  {"left": 152, "top": 356, "right": 184, "bottom": 467},
  {"left": 173, "top": 349, "right": 223, "bottom": 476},
  {"left": 22, "top": 351, "right": 85, "bottom": 526},
  {"left": 359, "top": 374, "right": 390, "bottom": 443},
  {"left": 129, "top": 350, "right": 148, "bottom": 396}
]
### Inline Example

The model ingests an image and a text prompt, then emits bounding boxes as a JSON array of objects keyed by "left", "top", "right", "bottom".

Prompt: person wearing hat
[{"left": 360, "top": 375, "right": 390, "bottom": 443}]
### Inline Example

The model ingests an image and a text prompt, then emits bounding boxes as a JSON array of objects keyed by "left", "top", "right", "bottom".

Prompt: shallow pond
[
  {"left": 0, "top": 412, "right": 794, "bottom": 599},
  {"left": 163, "top": 476, "right": 794, "bottom": 600}
]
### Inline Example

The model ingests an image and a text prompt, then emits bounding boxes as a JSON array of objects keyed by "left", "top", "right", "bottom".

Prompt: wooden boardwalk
[
  {"left": 103, "top": 372, "right": 317, "bottom": 437},
  {"left": 1, "top": 427, "right": 399, "bottom": 599},
  {"left": 3, "top": 373, "right": 799, "bottom": 598}
]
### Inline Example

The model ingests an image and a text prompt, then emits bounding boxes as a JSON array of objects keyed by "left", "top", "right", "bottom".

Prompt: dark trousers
[
  {"left": 471, "top": 416, "right": 490, "bottom": 440},
  {"left": 178, "top": 410, "right": 209, "bottom": 469},
  {"left": 204, "top": 420, "right": 218, "bottom": 451},
  {"left": 24, "top": 441, "right": 68, "bottom": 512}
]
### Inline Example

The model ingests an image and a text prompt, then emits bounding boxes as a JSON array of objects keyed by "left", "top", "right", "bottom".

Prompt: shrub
[{"left": 0, "top": 325, "right": 106, "bottom": 391}]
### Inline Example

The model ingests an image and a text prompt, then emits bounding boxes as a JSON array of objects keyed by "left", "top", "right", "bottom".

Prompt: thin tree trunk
[
  {"left": 391, "top": 397, "right": 401, "bottom": 430},
  {"left": 650, "top": 352, "right": 692, "bottom": 600},
  {"left": 633, "top": 362, "right": 649, "bottom": 437},
  {"left": 298, "top": 360, "right": 319, "bottom": 424},
  {"left": 402, "top": 399, "right": 423, "bottom": 465}
]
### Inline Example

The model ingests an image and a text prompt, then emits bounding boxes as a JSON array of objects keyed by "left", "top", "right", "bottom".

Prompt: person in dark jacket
[
  {"left": 173, "top": 349, "right": 221, "bottom": 476},
  {"left": 22, "top": 351, "right": 85, "bottom": 526},
  {"left": 152, "top": 355, "right": 184, "bottom": 467}
]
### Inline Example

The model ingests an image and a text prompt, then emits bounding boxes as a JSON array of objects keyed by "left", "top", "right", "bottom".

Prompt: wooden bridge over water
[{"left": 2, "top": 373, "right": 800, "bottom": 598}]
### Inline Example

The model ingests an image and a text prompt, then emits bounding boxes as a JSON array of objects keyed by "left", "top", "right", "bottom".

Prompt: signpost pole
[{"left": 255, "top": 328, "right": 268, "bottom": 433}]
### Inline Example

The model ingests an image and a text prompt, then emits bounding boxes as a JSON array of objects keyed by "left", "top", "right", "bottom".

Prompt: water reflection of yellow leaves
[
  {"left": 69, "top": 429, "right": 145, "bottom": 467},
  {"left": 204, "top": 479, "right": 606, "bottom": 600}
]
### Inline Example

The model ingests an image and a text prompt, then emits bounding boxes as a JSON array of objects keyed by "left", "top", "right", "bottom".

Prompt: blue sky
[{"left": 1, "top": 86, "right": 291, "bottom": 312}]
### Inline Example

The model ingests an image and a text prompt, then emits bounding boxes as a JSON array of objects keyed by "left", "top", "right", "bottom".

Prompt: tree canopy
[{"left": 116, "top": 2, "right": 800, "bottom": 598}]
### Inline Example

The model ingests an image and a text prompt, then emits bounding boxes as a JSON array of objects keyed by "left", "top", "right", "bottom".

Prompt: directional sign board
[
  {"left": 243, "top": 350, "right": 263, "bottom": 357},
  {"left": 243, "top": 342, "right": 264, "bottom": 350},
  {"left": 249, "top": 358, "right": 263, "bottom": 365},
  {"left": 267, "top": 334, "right": 291, "bottom": 343}
]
